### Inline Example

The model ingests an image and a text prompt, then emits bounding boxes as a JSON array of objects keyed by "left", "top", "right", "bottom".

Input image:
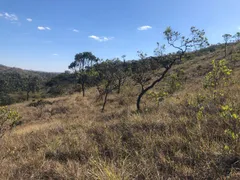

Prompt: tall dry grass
[{"left": 0, "top": 48, "right": 240, "bottom": 179}]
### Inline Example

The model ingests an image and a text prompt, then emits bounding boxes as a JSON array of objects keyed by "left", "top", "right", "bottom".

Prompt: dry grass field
[{"left": 1, "top": 47, "right": 240, "bottom": 179}]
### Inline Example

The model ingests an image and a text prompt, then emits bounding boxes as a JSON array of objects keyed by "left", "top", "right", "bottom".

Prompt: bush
[
  {"left": 0, "top": 106, "right": 21, "bottom": 138},
  {"left": 0, "top": 93, "right": 14, "bottom": 106}
]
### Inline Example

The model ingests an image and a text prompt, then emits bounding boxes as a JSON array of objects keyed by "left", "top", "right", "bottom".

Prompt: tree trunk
[
  {"left": 117, "top": 79, "right": 121, "bottom": 94},
  {"left": 136, "top": 89, "right": 146, "bottom": 112},
  {"left": 101, "top": 82, "right": 111, "bottom": 112},
  {"left": 225, "top": 43, "right": 227, "bottom": 57},
  {"left": 101, "top": 91, "right": 109, "bottom": 113},
  {"left": 81, "top": 82, "right": 85, "bottom": 97},
  {"left": 26, "top": 91, "right": 29, "bottom": 101},
  {"left": 136, "top": 58, "right": 179, "bottom": 112}
]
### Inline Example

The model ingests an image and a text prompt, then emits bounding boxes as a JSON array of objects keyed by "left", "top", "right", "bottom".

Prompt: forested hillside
[{"left": 0, "top": 65, "right": 58, "bottom": 105}]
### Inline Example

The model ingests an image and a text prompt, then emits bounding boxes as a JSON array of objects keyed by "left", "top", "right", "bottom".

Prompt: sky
[{"left": 1, "top": 0, "right": 240, "bottom": 72}]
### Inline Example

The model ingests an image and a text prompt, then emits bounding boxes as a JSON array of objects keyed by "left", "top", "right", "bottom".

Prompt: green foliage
[
  {"left": 204, "top": 59, "right": 232, "bottom": 90},
  {"left": 147, "top": 91, "right": 168, "bottom": 105},
  {"left": 0, "top": 106, "right": 21, "bottom": 138},
  {"left": 222, "top": 34, "right": 232, "bottom": 57},
  {"left": 45, "top": 73, "right": 76, "bottom": 96},
  {"left": 230, "top": 50, "right": 240, "bottom": 66},
  {"left": 167, "top": 69, "right": 185, "bottom": 94},
  {"left": 69, "top": 52, "right": 99, "bottom": 96},
  {"left": 233, "top": 32, "right": 240, "bottom": 42},
  {"left": 95, "top": 59, "right": 123, "bottom": 111},
  {"left": 164, "top": 26, "right": 209, "bottom": 52},
  {"left": 188, "top": 59, "right": 239, "bottom": 154},
  {"left": 220, "top": 104, "right": 240, "bottom": 153},
  {"left": 0, "top": 65, "right": 57, "bottom": 105},
  {"left": 147, "top": 69, "right": 185, "bottom": 106},
  {"left": 96, "top": 59, "right": 122, "bottom": 91},
  {"left": 133, "top": 26, "right": 209, "bottom": 111},
  {"left": 187, "top": 92, "right": 239, "bottom": 154},
  {"left": 131, "top": 59, "right": 152, "bottom": 90},
  {"left": 0, "top": 93, "right": 14, "bottom": 106},
  {"left": 222, "top": 34, "right": 232, "bottom": 43},
  {"left": 23, "top": 76, "right": 41, "bottom": 100}
]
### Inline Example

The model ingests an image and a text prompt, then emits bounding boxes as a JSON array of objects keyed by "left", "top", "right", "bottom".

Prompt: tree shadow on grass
[{"left": 45, "top": 150, "right": 89, "bottom": 164}]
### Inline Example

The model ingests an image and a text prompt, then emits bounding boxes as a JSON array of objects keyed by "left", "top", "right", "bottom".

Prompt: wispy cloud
[
  {"left": 138, "top": 25, "right": 152, "bottom": 31},
  {"left": 73, "top": 29, "right": 79, "bottom": 33},
  {"left": 26, "top": 18, "right": 32, "bottom": 22},
  {"left": 89, "top": 35, "right": 114, "bottom": 42},
  {"left": 5, "top": 13, "right": 18, "bottom": 21},
  {"left": 0, "top": 12, "right": 18, "bottom": 21},
  {"left": 53, "top": 53, "right": 59, "bottom": 56},
  {"left": 38, "top": 26, "right": 51, "bottom": 31}
]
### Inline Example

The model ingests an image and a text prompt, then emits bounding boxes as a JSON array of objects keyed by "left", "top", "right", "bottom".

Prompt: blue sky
[{"left": 1, "top": 0, "right": 240, "bottom": 72}]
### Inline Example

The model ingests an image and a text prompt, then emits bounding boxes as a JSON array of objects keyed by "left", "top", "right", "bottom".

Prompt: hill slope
[
  {"left": 0, "top": 65, "right": 58, "bottom": 105},
  {"left": 0, "top": 64, "right": 58, "bottom": 77},
  {"left": 0, "top": 46, "right": 240, "bottom": 179}
]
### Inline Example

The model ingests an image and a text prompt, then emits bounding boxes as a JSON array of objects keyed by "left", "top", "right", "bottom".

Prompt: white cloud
[
  {"left": 53, "top": 53, "right": 59, "bottom": 56},
  {"left": 4, "top": 13, "right": 18, "bottom": 21},
  {"left": 89, "top": 35, "right": 99, "bottom": 40},
  {"left": 73, "top": 29, "right": 79, "bottom": 33},
  {"left": 26, "top": 18, "right": 32, "bottom": 22},
  {"left": 138, "top": 25, "right": 152, "bottom": 31},
  {"left": 0, "top": 12, "right": 18, "bottom": 21},
  {"left": 38, "top": 26, "right": 51, "bottom": 31},
  {"left": 89, "top": 35, "right": 114, "bottom": 42},
  {"left": 38, "top": 26, "right": 45, "bottom": 30}
]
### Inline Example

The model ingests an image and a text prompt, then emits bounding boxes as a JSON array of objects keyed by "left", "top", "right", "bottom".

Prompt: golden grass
[{"left": 12, "top": 120, "right": 62, "bottom": 135}]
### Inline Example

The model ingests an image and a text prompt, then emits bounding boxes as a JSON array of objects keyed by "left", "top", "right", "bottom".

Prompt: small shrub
[
  {"left": 204, "top": 59, "right": 232, "bottom": 90},
  {"left": 0, "top": 106, "right": 21, "bottom": 138}
]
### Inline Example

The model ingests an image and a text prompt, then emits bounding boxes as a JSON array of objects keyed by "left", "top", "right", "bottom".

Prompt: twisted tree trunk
[{"left": 136, "top": 57, "right": 180, "bottom": 112}]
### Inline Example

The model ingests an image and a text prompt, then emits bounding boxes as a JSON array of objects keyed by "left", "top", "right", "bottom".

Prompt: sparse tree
[
  {"left": 23, "top": 76, "right": 40, "bottom": 101},
  {"left": 136, "top": 26, "right": 209, "bottom": 111},
  {"left": 96, "top": 60, "right": 119, "bottom": 112},
  {"left": 121, "top": 55, "right": 126, "bottom": 64},
  {"left": 229, "top": 32, "right": 240, "bottom": 64},
  {"left": 68, "top": 52, "right": 98, "bottom": 97},
  {"left": 222, "top": 34, "right": 232, "bottom": 57},
  {"left": 132, "top": 52, "right": 152, "bottom": 93},
  {"left": 114, "top": 57, "right": 131, "bottom": 94},
  {"left": 233, "top": 32, "right": 240, "bottom": 42}
]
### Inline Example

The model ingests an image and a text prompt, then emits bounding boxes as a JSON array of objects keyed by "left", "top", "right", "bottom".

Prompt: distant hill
[
  {"left": 0, "top": 64, "right": 59, "bottom": 77},
  {"left": 0, "top": 64, "right": 59, "bottom": 105}
]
